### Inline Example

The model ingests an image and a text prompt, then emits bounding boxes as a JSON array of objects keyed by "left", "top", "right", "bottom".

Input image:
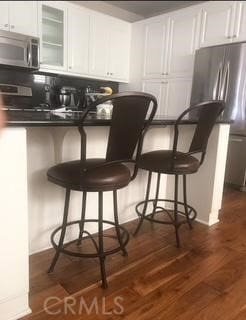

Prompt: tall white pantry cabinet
[{"left": 124, "top": 1, "right": 246, "bottom": 117}]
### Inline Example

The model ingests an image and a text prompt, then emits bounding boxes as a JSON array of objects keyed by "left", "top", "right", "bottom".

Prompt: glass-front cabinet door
[{"left": 38, "top": 1, "right": 67, "bottom": 70}]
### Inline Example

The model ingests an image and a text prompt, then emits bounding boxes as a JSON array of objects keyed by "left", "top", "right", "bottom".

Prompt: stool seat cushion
[
  {"left": 47, "top": 159, "right": 131, "bottom": 192},
  {"left": 138, "top": 150, "right": 200, "bottom": 174}
]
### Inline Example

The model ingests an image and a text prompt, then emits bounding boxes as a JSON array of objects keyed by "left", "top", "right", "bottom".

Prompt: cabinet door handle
[
  {"left": 4, "top": 24, "right": 8, "bottom": 27},
  {"left": 110, "top": 72, "right": 113, "bottom": 75},
  {"left": 11, "top": 25, "right": 15, "bottom": 29},
  {"left": 230, "top": 138, "right": 243, "bottom": 142}
]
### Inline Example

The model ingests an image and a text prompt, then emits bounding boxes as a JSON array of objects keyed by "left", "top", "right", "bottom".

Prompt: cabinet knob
[
  {"left": 11, "top": 25, "right": 14, "bottom": 29},
  {"left": 110, "top": 72, "right": 113, "bottom": 75},
  {"left": 233, "top": 35, "right": 237, "bottom": 38},
  {"left": 107, "top": 72, "right": 109, "bottom": 75},
  {"left": 4, "top": 24, "right": 8, "bottom": 27},
  {"left": 68, "top": 66, "right": 72, "bottom": 70},
  {"left": 227, "top": 36, "right": 231, "bottom": 39}
]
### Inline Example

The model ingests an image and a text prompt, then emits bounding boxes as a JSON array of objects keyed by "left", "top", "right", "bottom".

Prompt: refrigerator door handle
[
  {"left": 220, "top": 62, "right": 230, "bottom": 102},
  {"left": 213, "top": 64, "right": 223, "bottom": 100}
]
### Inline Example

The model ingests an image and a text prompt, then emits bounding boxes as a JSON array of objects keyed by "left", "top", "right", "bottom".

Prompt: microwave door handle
[
  {"left": 26, "top": 41, "right": 31, "bottom": 66},
  {"left": 26, "top": 43, "right": 29, "bottom": 65}
]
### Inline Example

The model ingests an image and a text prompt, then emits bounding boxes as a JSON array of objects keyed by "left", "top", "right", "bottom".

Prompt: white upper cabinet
[
  {"left": 0, "top": 1, "right": 37, "bottom": 36},
  {"left": 37, "top": 3, "right": 130, "bottom": 81},
  {"left": 167, "top": 7, "right": 201, "bottom": 78},
  {"left": 233, "top": 1, "right": 246, "bottom": 42},
  {"left": 108, "top": 18, "right": 131, "bottom": 81},
  {"left": 89, "top": 13, "right": 130, "bottom": 82},
  {"left": 38, "top": 1, "right": 67, "bottom": 70},
  {"left": 89, "top": 13, "right": 109, "bottom": 78},
  {"left": 0, "top": 2, "right": 9, "bottom": 31},
  {"left": 143, "top": 18, "right": 169, "bottom": 79},
  {"left": 200, "top": 1, "right": 236, "bottom": 47},
  {"left": 143, "top": 6, "right": 201, "bottom": 79},
  {"left": 9, "top": 1, "right": 38, "bottom": 36},
  {"left": 67, "top": 6, "right": 90, "bottom": 75}
]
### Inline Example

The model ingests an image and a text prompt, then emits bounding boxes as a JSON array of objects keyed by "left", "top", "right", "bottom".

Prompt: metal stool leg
[
  {"left": 183, "top": 175, "right": 192, "bottom": 229},
  {"left": 134, "top": 171, "right": 152, "bottom": 236},
  {"left": 113, "top": 190, "right": 128, "bottom": 256},
  {"left": 77, "top": 192, "right": 87, "bottom": 245},
  {"left": 151, "top": 173, "right": 161, "bottom": 220},
  {"left": 48, "top": 189, "right": 71, "bottom": 273},
  {"left": 98, "top": 191, "right": 108, "bottom": 289},
  {"left": 174, "top": 175, "right": 180, "bottom": 248}
]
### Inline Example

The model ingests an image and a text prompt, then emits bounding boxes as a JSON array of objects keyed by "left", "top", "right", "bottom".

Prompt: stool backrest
[
  {"left": 79, "top": 91, "right": 157, "bottom": 170},
  {"left": 105, "top": 92, "right": 157, "bottom": 161},
  {"left": 173, "top": 101, "right": 225, "bottom": 165}
]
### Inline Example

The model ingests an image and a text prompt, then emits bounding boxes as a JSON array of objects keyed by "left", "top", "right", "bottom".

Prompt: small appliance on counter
[
  {"left": 83, "top": 86, "right": 113, "bottom": 115},
  {"left": 50, "top": 86, "right": 84, "bottom": 114},
  {"left": 58, "top": 86, "right": 80, "bottom": 110}
]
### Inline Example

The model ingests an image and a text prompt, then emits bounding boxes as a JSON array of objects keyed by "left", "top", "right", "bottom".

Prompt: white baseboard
[
  {"left": 0, "top": 293, "right": 31, "bottom": 320},
  {"left": 195, "top": 216, "right": 220, "bottom": 226}
]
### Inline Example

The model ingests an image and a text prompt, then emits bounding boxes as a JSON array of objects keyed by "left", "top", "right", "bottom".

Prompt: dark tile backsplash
[{"left": 0, "top": 67, "right": 118, "bottom": 109}]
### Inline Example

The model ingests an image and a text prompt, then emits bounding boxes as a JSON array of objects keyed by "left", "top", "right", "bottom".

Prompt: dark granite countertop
[{"left": 5, "top": 110, "right": 232, "bottom": 127}]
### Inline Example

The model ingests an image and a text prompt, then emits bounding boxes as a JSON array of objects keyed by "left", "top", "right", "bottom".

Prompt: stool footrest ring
[
  {"left": 50, "top": 219, "right": 129, "bottom": 258},
  {"left": 135, "top": 198, "right": 197, "bottom": 226}
]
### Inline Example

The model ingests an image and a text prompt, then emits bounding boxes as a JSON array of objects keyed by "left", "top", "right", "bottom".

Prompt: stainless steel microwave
[{"left": 0, "top": 30, "right": 39, "bottom": 70}]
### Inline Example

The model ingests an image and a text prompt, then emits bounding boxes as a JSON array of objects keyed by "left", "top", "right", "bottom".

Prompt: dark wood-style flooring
[{"left": 22, "top": 187, "right": 246, "bottom": 320}]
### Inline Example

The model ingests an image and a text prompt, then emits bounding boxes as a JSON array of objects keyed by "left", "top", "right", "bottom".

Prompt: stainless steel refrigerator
[{"left": 190, "top": 42, "right": 246, "bottom": 191}]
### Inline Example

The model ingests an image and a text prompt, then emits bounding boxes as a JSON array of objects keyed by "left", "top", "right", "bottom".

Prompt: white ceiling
[
  {"left": 73, "top": 1, "right": 205, "bottom": 22},
  {"left": 105, "top": 1, "right": 203, "bottom": 18}
]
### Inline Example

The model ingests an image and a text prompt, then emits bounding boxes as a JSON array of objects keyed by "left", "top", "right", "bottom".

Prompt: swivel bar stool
[
  {"left": 47, "top": 92, "right": 157, "bottom": 288},
  {"left": 134, "top": 101, "right": 225, "bottom": 247}
]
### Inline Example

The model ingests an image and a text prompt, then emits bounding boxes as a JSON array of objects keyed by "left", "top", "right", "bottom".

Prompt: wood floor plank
[
  {"left": 24, "top": 286, "right": 140, "bottom": 320},
  {"left": 29, "top": 284, "right": 70, "bottom": 315},
  {"left": 191, "top": 273, "right": 246, "bottom": 320},
  {"left": 232, "top": 307, "right": 246, "bottom": 320},
  {"left": 203, "top": 253, "right": 246, "bottom": 292},
  {"left": 155, "top": 282, "right": 219, "bottom": 320},
  {"left": 111, "top": 247, "right": 236, "bottom": 320}
]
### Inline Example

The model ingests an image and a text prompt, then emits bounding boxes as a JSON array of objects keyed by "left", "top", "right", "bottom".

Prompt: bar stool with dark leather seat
[
  {"left": 134, "top": 101, "right": 225, "bottom": 247},
  {"left": 47, "top": 92, "right": 157, "bottom": 288}
]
